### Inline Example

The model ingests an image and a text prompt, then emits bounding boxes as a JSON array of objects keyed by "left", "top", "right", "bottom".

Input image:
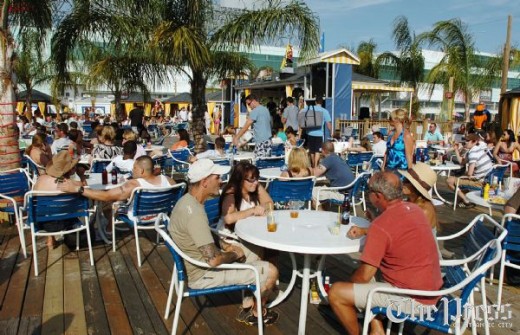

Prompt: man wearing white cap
[{"left": 168, "top": 159, "right": 279, "bottom": 326}]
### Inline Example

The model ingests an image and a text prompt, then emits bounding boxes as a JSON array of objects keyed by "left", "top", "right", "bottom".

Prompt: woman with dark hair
[
  {"left": 217, "top": 162, "right": 276, "bottom": 319},
  {"left": 170, "top": 128, "right": 190, "bottom": 150},
  {"left": 284, "top": 126, "right": 298, "bottom": 147},
  {"left": 493, "top": 129, "right": 520, "bottom": 172}
]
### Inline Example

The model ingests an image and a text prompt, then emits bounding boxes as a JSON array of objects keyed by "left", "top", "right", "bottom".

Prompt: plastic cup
[
  {"left": 267, "top": 221, "right": 278, "bottom": 232},
  {"left": 290, "top": 211, "right": 299, "bottom": 218},
  {"left": 328, "top": 223, "right": 341, "bottom": 235}
]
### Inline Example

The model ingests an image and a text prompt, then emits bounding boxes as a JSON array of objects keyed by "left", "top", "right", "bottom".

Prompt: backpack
[{"left": 298, "top": 106, "right": 323, "bottom": 130}]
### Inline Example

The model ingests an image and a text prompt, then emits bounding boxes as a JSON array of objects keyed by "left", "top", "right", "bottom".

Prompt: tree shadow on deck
[{"left": 30, "top": 313, "right": 74, "bottom": 335}]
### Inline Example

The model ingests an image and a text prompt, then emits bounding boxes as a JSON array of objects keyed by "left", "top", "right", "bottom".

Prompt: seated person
[
  {"left": 371, "top": 131, "right": 386, "bottom": 156},
  {"left": 446, "top": 133, "right": 493, "bottom": 208},
  {"left": 170, "top": 128, "right": 190, "bottom": 150},
  {"left": 170, "top": 159, "right": 279, "bottom": 325},
  {"left": 424, "top": 122, "right": 444, "bottom": 145},
  {"left": 284, "top": 126, "right": 298, "bottom": 148},
  {"left": 270, "top": 130, "right": 284, "bottom": 145},
  {"left": 505, "top": 187, "right": 520, "bottom": 214},
  {"left": 34, "top": 151, "right": 83, "bottom": 248},
  {"left": 122, "top": 129, "right": 147, "bottom": 159},
  {"left": 190, "top": 136, "right": 227, "bottom": 162},
  {"left": 91, "top": 125, "right": 123, "bottom": 161},
  {"left": 25, "top": 133, "right": 53, "bottom": 171},
  {"left": 329, "top": 172, "right": 442, "bottom": 335},
  {"left": 342, "top": 136, "right": 371, "bottom": 154},
  {"left": 493, "top": 129, "right": 520, "bottom": 172},
  {"left": 276, "top": 128, "right": 287, "bottom": 142},
  {"left": 313, "top": 141, "right": 356, "bottom": 207},
  {"left": 106, "top": 141, "right": 137, "bottom": 176},
  {"left": 281, "top": 147, "right": 313, "bottom": 178}
]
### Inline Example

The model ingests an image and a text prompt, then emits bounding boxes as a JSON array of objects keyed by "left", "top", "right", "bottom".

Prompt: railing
[{"left": 336, "top": 119, "right": 455, "bottom": 140}]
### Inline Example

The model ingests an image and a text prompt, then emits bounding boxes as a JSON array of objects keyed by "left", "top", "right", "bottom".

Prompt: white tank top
[{"left": 136, "top": 175, "right": 171, "bottom": 188}]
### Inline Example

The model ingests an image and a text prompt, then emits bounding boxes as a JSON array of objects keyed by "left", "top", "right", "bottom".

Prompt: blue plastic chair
[
  {"left": 168, "top": 148, "right": 192, "bottom": 174},
  {"left": 113, "top": 183, "right": 186, "bottom": 266},
  {"left": 204, "top": 197, "right": 221, "bottom": 230},
  {"left": 267, "top": 176, "right": 316, "bottom": 209},
  {"left": 90, "top": 159, "right": 112, "bottom": 173},
  {"left": 23, "top": 154, "right": 42, "bottom": 185},
  {"left": 415, "top": 147, "right": 430, "bottom": 162},
  {"left": 315, "top": 172, "right": 371, "bottom": 211},
  {"left": 155, "top": 222, "right": 264, "bottom": 335},
  {"left": 362, "top": 239, "right": 502, "bottom": 335},
  {"left": 0, "top": 169, "right": 31, "bottom": 257},
  {"left": 82, "top": 123, "right": 93, "bottom": 136},
  {"left": 255, "top": 157, "right": 285, "bottom": 169},
  {"left": 271, "top": 143, "right": 285, "bottom": 156},
  {"left": 24, "top": 191, "right": 95, "bottom": 276},
  {"left": 379, "top": 127, "right": 388, "bottom": 137},
  {"left": 498, "top": 214, "right": 520, "bottom": 307}
]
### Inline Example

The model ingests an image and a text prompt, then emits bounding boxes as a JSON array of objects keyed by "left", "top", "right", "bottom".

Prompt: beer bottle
[{"left": 340, "top": 195, "right": 351, "bottom": 225}]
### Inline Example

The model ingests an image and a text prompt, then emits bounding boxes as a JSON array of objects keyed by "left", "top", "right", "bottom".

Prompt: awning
[
  {"left": 352, "top": 83, "right": 414, "bottom": 93},
  {"left": 298, "top": 48, "right": 360, "bottom": 66}
]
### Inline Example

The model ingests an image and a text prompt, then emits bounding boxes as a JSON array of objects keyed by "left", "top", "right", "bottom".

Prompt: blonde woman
[
  {"left": 122, "top": 129, "right": 147, "bottom": 158},
  {"left": 91, "top": 125, "right": 123, "bottom": 160},
  {"left": 383, "top": 108, "right": 414, "bottom": 171},
  {"left": 281, "top": 147, "right": 313, "bottom": 178}
]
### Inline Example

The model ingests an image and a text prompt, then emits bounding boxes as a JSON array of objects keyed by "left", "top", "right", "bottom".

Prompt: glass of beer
[
  {"left": 289, "top": 201, "right": 299, "bottom": 218},
  {"left": 267, "top": 211, "right": 277, "bottom": 232}
]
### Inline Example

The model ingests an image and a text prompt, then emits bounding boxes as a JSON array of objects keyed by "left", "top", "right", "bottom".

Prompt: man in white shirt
[
  {"left": 51, "top": 123, "right": 72, "bottom": 154},
  {"left": 372, "top": 131, "right": 387, "bottom": 156},
  {"left": 106, "top": 141, "right": 137, "bottom": 175},
  {"left": 178, "top": 108, "right": 188, "bottom": 122}
]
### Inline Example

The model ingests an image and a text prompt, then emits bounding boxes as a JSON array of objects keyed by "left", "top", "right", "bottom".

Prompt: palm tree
[
  {"left": 153, "top": 0, "right": 320, "bottom": 150},
  {"left": 354, "top": 39, "right": 379, "bottom": 117},
  {"left": 377, "top": 16, "right": 424, "bottom": 117},
  {"left": 418, "top": 19, "right": 500, "bottom": 121},
  {"left": 0, "top": 0, "right": 52, "bottom": 170}
]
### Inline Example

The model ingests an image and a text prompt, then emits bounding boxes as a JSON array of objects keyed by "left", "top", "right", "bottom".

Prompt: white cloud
[{"left": 308, "top": 0, "right": 397, "bottom": 12}]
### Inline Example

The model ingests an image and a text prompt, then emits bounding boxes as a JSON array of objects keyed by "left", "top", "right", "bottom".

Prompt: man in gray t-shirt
[
  {"left": 282, "top": 96, "right": 299, "bottom": 131},
  {"left": 233, "top": 94, "right": 272, "bottom": 157}
]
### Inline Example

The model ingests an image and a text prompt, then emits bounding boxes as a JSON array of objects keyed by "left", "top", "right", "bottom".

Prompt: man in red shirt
[{"left": 329, "top": 171, "right": 442, "bottom": 335}]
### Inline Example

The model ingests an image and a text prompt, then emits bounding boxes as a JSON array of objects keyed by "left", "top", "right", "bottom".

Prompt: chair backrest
[
  {"left": 170, "top": 148, "right": 191, "bottom": 163},
  {"left": 90, "top": 159, "right": 112, "bottom": 173},
  {"left": 82, "top": 123, "right": 93, "bottom": 136},
  {"left": 358, "top": 151, "right": 373, "bottom": 163},
  {"left": 415, "top": 147, "right": 430, "bottom": 161},
  {"left": 267, "top": 177, "right": 315, "bottom": 205},
  {"left": 379, "top": 127, "right": 388, "bottom": 137},
  {"left": 23, "top": 155, "right": 42, "bottom": 181},
  {"left": 501, "top": 214, "right": 520, "bottom": 253},
  {"left": 431, "top": 240, "right": 501, "bottom": 329},
  {"left": 350, "top": 172, "right": 371, "bottom": 198},
  {"left": 271, "top": 143, "right": 285, "bottom": 156},
  {"left": 155, "top": 224, "right": 188, "bottom": 282},
  {"left": 0, "top": 169, "right": 31, "bottom": 203},
  {"left": 25, "top": 192, "right": 89, "bottom": 231},
  {"left": 204, "top": 197, "right": 221, "bottom": 229},
  {"left": 129, "top": 184, "right": 187, "bottom": 220},
  {"left": 212, "top": 158, "right": 231, "bottom": 166},
  {"left": 369, "top": 155, "right": 384, "bottom": 171},
  {"left": 486, "top": 164, "right": 509, "bottom": 184},
  {"left": 346, "top": 153, "right": 360, "bottom": 167},
  {"left": 296, "top": 139, "right": 305, "bottom": 147},
  {"left": 255, "top": 157, "right": 285, "bottom": 169}
]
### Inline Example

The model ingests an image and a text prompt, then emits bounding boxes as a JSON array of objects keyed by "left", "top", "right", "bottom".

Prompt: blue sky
[{"left": 304, "top": 0, "right": 520, "bottom": 54}]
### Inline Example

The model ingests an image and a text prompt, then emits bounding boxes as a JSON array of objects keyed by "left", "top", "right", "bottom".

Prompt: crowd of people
[{"left": 13, "top": 96, "right": 520, "bottom": 334}]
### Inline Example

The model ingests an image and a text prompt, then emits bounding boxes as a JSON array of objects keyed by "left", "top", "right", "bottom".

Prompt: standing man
[
  {"left": 233, "top": 94, "right": 272, "bottom": 157},
  {"left": 329, "top": 172, "right": 442, "bottom": 335},
  {"left": 129, "top": 103, "right": 144, "bottom": 130},
  {"left": 282, "top": 96, "right": 299, "bottom": 131},
  {"left": 169, "top": 159, "right": 279, "bottom": 325},
  {"left": 299, "top": 97, "right": 332, "bottom": 167}
]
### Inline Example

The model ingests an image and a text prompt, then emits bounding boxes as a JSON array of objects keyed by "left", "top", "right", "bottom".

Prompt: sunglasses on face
[{"left": 245, "top": 177, "right": 259, "bottom": 183}]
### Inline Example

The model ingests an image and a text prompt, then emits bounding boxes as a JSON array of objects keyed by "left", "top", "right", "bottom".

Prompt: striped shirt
[{"left": 466, "top": 146, "right": 493, "bottom": 179}]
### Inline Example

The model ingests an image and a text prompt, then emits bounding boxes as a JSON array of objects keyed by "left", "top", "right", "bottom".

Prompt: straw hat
[
  {"left": 398, "top": 162, "right": 437, "bottom": 201},
  {"left": 46, "top": 151, "right": 79, "bottom": 178}
]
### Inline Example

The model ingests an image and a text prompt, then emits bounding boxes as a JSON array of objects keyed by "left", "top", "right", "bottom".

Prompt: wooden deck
[{"left": 0, "top": 180, "right": 519, "bottom": 335}]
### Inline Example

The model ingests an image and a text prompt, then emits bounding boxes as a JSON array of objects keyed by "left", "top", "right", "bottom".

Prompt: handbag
[{"left": 298, "top": 106, "right": 323, "bottom": 130}]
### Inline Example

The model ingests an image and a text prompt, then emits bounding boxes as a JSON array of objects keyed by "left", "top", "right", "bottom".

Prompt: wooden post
[
  {"left": 364, "top": 118, "right": 370, "bottom": 137},
  {"left": 501, "top": 15, "right": 512, "bottom": 94}
]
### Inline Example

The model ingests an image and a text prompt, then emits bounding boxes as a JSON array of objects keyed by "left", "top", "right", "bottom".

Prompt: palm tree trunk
[
  {"left": 0, "top": 61, "right": 20, "bottom": 170},
  {"left": 190, "top": 70, "right": 207, "bottom": 153}
]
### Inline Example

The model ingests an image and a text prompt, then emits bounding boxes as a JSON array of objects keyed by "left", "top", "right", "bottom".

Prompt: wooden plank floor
[{"left": 0, "top": 179, "right": 519, "bottom": 335}]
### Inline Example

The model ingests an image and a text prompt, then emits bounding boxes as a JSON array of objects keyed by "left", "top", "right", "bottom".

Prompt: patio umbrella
[{"left": 508, "top": 97, "right": 520, "bottom": 160}]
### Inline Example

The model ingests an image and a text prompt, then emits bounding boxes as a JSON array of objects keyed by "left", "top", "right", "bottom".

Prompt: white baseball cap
[{"left": 188, "top": 159, "right": 230, "bottom": 183}]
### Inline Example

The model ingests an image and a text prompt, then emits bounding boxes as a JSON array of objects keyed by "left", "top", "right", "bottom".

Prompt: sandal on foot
[{"left": 244, "top": 308, "right": 279, "bottom": 326}]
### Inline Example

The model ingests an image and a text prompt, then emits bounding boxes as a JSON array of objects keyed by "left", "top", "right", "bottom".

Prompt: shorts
[
  {"left": 312, "top": 186, "right": 345, "bottom": 203},
  {"left": 458, "top": 178, "right": 483, "bottom": 189},
  {"left": 307, "top": 135, "right": 323, "bottom": 154},
  {"left": 353, "top": 281, "right": 435, "bottom": 315},
  {"left": 189, "top": 256, "right": 270, "bottom": 290},
  {"left": 254, "top": 140, "right": 272, "bottom": 158}
]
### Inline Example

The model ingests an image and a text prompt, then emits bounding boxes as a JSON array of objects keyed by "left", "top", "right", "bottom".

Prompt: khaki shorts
[
  {"left": 353, "top": 281, "right": 434, "bottom": 315},
  {"left": 312, "top": 186, "right": 345, "bottom": 203},
  {"left": 189, "top": 241, "right": 269, "bottom": 290},
  {"left": 458, "top": 178, "right": 483, "bottom": 189}
]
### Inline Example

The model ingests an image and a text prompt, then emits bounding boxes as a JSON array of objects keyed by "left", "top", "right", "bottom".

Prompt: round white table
[
  {"left": 430, "top": 162, "right": 463, "bottom": 205},
  {"left": 235, "top": 210, "right": 369, "bottom": 335},
  {"left": 232, "top": 151, "right": 255, "bottom": 162},
  {"left": 466, "top": 190, "right": 511, "bottom": 215}
]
